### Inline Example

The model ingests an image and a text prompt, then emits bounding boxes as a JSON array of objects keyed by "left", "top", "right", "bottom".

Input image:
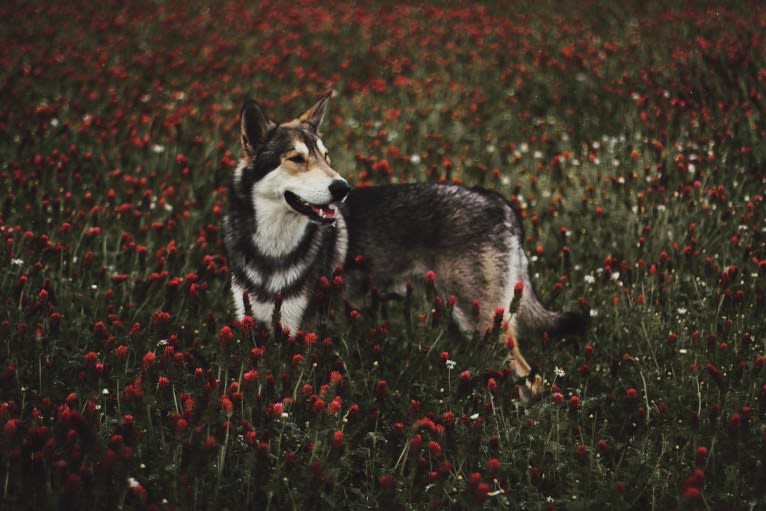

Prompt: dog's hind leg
[{"left": 503, "top": 326, "right": 543, "bottom": 403}]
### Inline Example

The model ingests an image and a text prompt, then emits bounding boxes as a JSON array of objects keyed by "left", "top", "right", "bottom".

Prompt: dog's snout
[{"left": 329, "top": 179, "right": 350, "bottom": 202}]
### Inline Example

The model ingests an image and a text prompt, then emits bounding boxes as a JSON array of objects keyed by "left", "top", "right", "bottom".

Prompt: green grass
[{"left": 1, "top": 1, "right": 764, "bottom": 509}]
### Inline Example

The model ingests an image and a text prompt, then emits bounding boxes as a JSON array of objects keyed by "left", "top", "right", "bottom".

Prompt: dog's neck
[{"left": 252, "top": 197, "right": 313, "bottom": 257}]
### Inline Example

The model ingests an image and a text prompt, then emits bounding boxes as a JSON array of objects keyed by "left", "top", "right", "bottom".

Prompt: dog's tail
[{"left": 515, "top": 282, "right": 588, "bottom": 340}]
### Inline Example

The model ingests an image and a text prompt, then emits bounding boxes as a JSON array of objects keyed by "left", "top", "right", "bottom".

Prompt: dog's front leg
[
  {"left": 276, "top": 294, "right": 309, "bottom": 334},
  {"left": 231, "top": 280, "right": 248, "bottom": 319},
  {"left": 231, "top": 281, "right": 308, "bottom": 335},
  {"left": 243, "top": 295, "right": 308, "bottom": 334}
]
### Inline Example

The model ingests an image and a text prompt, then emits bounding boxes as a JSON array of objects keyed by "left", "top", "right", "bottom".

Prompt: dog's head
[{"left": 234, "top": 91, "right": 349, "bottom": 224}]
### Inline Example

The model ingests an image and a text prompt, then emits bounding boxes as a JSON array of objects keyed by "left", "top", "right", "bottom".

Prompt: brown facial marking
[{"left": 279, "top": 136, "right": 337, "bottom": 179}]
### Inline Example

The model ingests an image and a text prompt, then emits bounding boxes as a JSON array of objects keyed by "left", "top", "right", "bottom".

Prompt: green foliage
[{"left": 1, "top": 1, "right": 764, "bottom": 509}]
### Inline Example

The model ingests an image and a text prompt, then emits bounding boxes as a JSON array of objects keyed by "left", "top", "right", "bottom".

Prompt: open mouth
[{"left": 284, "top": 191, "right": 337, "bottom": 223}]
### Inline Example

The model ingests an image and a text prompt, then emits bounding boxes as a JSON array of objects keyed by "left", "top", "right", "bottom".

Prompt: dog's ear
[
  {"left": 297, "top": 90, "right": 335, "bottom": 130},
  {"left": 240, "top": 100, "right": 275, "bottom": 160}
]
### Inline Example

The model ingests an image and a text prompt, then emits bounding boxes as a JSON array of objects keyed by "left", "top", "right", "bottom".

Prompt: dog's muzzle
[{"left": 283, "top": 180, "right": 349, "bottom": 224}]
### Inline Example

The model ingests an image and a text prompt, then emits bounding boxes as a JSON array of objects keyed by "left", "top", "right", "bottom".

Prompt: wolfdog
[{"left": 223, "top": 91, "right": 586, "bottom": 400}]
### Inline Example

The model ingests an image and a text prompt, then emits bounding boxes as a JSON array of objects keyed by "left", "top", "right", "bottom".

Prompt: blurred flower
[
  {"left": 331, "top": 430, "right": 344, "bottom": 451},
  {"left": 375, "top": 380, "right": 388, "bottom": 400},
  {"left": 568, "top": 395, "right": 581, "bottom": 411},
  {"left": 695, "top": 446, "right": 708, "bottom": 466},
  {"left": 428, "top": 440, "right": 442, "bottom": 458},
  {"left": 575, "top": 443, "right": 587, "bottom": 463},
  {"left": 141, "top": 352, "right": 156, "bottom": 371}
]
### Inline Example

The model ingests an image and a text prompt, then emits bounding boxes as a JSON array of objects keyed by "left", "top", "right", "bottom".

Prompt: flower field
[{"left": 1, "top": 1, "right": 765, "bottom": 509}]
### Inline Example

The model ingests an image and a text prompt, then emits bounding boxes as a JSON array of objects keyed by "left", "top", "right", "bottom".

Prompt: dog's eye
[{"left": 287, "top": 154, "right": 306, "bottom": 164}]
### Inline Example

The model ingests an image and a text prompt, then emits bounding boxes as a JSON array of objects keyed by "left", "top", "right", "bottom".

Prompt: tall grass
[{"left": 1, "top": 1, "right": 764, "bottom": 509}]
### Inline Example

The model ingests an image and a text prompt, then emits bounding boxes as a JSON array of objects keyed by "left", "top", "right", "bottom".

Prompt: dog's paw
[{"left": 518, "top": 373, "right": 544, "bottom": 404}]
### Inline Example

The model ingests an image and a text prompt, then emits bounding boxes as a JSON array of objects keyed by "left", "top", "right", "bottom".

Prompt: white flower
[
  {"left": 554, "top": 367, "right": 566, "bottom": 378},
  {"left": 584, "top": 274, "right": 596, "bottom": 284},
  {"left": 445, "top": 360, "right": 457, "bottom": 370}
]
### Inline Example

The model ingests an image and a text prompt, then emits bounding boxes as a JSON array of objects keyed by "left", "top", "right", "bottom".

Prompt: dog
[{"left": 223, "top": 91, "right": 586, "bottom": 400}]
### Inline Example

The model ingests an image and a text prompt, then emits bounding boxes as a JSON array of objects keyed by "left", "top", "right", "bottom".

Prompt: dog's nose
[{"left": 329, "top": 179, "right": 350, "bottom": 202}]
